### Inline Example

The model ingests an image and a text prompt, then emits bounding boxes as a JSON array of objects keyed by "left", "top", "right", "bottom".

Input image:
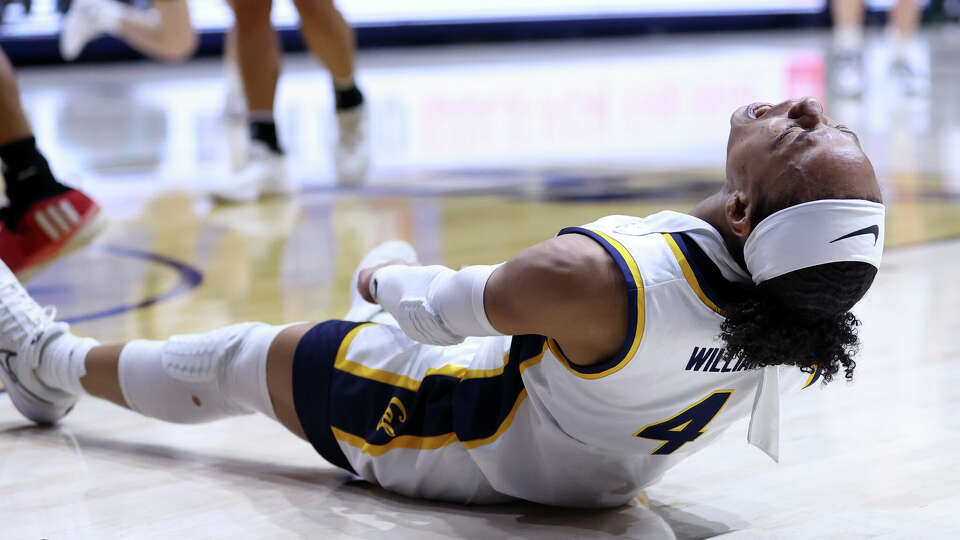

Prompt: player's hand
[{"left": 358, "top": 259, "right": 421, "bottom": 303}]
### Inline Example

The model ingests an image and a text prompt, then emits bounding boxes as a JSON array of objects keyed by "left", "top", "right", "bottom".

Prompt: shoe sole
[{"left": 17, "top": 208, "right": 109, "bottom": 282}]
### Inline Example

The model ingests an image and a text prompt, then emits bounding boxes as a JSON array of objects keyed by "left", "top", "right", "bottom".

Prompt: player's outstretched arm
[{"left": 358, "top": 234, "right": 628, "bottom": 367}]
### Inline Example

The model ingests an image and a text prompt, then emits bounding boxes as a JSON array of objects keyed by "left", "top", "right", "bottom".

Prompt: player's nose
[{"left": 787, "top": 97, "right": 825, "bottom": 129}]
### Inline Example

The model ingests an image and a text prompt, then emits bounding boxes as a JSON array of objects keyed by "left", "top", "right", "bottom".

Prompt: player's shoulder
[{"left": 510, "top": 233, "right": 626, "bottom": 300}]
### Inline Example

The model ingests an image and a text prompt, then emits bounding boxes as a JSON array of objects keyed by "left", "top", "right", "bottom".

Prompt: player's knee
[{"left": 117, "top": 323, "right": 280, "bottom": 424}]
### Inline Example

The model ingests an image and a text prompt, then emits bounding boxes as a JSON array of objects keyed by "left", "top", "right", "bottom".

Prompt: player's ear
[{"left": 725, "top": 191, "right": 752, "bottom": 240}]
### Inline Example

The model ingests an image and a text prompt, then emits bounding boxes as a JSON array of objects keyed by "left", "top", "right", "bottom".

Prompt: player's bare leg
[
  {"left": 890, "top": 0, "right": 921, "bottom": 38},
  {"left": 60, "top": 0, "right": 198, "bottom": 62},
  {"left": 831, "top": 0, "right": 865, "bottom": 29},
  {"left": 888, "top": 0, "right": 928, "bottom": 95},
  {"left": 115, "top": 0, "right": 197, "bottom": 62},
  {"left": 229, "top": 0, "right": 281, "bottom": 116},
  {"left": 0, "top": 49, "right": 32, "bottom": 144},
  {"left": 292, "top": 0, "right": 369, "bottom": 183},
  {"left": 0, "top": 48, "right": 104, "bottom": 275},
  {"left": 830, "top": 0, "right": 866, "bottom": 97},
  {"left": 293, "top": 0, "right": 356, "bottom": 84},
  {"left": 213, "top": 0, "right": 290, "bottom": 203}
]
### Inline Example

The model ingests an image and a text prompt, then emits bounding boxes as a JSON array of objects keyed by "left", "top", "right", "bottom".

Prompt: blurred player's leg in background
[
  {"left": 831, "top": 0, "right": 867, "bottom": 97},
  {"left": 0, "top": 48, "right": 104, "bottom": 276},
  {"left": 213, "top": 0, "right": 290, "bottom": 203},
  {"left": 292, "top": 0, "right": 369, "bottom": 183},
  {"left": 831, "top": 0, "right": 928, "bottom": 97},
  {"left": 60, "top": 0, "right": 198, "bottom": 63},
  {"left": 223, "top": 25, "right": 247, "bottom": 119},
  {"left": 888, "top": 0, "right": 928, "bottom": 95}
]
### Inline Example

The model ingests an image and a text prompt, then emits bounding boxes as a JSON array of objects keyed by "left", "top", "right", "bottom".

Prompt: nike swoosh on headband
[{"left": 829, "top": 225, "right": 880, "bottom": 246}]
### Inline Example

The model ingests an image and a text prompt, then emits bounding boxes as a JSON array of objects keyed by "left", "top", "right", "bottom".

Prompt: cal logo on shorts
[{"left": 376, "top": 396, "right": 407, "bottom": 438}]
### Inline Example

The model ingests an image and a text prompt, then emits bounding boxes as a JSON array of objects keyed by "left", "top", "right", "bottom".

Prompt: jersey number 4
[{"left": 634, "top": 390, "right": 734, "bottom": 455}]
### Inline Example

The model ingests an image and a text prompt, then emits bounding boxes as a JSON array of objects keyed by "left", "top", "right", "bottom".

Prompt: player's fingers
[{"left": 358, "top": 259, "right": 420, "bottom": 303}]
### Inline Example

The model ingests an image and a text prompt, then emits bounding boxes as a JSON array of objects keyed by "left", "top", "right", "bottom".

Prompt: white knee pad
[{"left": 118, "top": 323, "right": 285, "bottom": 424}]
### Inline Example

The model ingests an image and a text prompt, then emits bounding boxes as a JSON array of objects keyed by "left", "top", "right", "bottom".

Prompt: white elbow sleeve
[{"left": 370, "top": 264, "right": 504, "bottom": 346}]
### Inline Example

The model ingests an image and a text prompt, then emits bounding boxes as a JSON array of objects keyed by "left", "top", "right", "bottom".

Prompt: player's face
[{"left": 724, "top": 97, "right": 879, "bottom": 216}]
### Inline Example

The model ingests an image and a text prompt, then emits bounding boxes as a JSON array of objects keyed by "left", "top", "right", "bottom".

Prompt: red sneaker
[
  {"left": 1, "top": 188, "right": 106, "bottom": 277},
  {"left": 0, "top": 224, "right": 28, "bottom": 273}
]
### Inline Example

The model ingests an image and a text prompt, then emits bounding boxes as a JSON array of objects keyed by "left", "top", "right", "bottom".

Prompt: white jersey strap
[{"left": 747, "top": 366, "right": 780, "bottom": 462}]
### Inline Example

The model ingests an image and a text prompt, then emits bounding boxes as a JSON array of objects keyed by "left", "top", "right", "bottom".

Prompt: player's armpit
[{"left": 484, "top": 234, "right": 629, "bottom": 367}]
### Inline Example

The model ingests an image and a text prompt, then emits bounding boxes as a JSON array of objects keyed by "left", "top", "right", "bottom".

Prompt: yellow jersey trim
[
  {"left": 554, "top": 228, "right": 645, "bottom": 380},
  {"left": 334, "top": 325, "right": 510, "bottom": 392},
  {"left": 332, "top": 427, "right": 459, "bottom": 456},
  {"left": 662, "top": 233, "right": 723, "bottom": 316},
  {"left": 802, "top": 365, "right": 822, "bottom": 389}
]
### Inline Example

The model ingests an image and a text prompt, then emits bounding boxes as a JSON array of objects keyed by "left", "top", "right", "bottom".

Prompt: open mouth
[{"left": 747, "top": 102, "right": 773, "bottom": 119}]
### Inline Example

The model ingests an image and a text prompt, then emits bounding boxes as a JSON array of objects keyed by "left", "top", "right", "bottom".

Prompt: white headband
[{"left": 744, "top": 199, "right": 885, "bottom": 285}]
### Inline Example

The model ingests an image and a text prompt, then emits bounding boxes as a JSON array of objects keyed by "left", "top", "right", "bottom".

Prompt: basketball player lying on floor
[{"left": 0, "top": 97, "right": 884, "bottom": 508}]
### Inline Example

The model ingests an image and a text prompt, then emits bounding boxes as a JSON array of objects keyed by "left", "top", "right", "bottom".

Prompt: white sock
[
  {"left": 35, "top": 333, "right": 100, "bottom": 396},
  {"left": 888, "top": 26, "right": 913, "bottom": 62},
  {"left": 834, "top": 25, "right": 864, "bottom": 54},
  {"left": 95, "top": 0, "right": 128, "bottom": 34},
  {"left": 117, "top": 323, "right": 284, "bottom": 424}
]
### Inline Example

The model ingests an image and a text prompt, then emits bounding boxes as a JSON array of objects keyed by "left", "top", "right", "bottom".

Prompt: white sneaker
[
  {"left": 60, "top": 0, "right": 127, "bottom": 61},
  {"left": 890, "top": 55, "right": 930, "bottom": 97},
  {"left": 334, "top": 106, "right": 371, "bottom": 186},
  {"left": 832, "top": 51, "right": 865, "bottom": 98},
  {"left": 0, "top": 260, "right": 76, "bottom": 424},
  {"left": 344, "top": 241, "right": 418, "bottom": 323},
  {"left": 211, "top": 141, "right": 293, "bottom": 204}
]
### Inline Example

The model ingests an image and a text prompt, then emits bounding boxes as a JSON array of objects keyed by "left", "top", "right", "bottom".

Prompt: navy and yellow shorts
[{"left": 291, "top": 320, "right": 530, "bottom": 504}]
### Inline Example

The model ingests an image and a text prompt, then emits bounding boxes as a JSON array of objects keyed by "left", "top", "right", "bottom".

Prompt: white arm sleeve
[{"left": 370, "top": 264, "right": 505, "bottom": 346}]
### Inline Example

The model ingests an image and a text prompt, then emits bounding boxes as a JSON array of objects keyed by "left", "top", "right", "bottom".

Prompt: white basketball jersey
[{"left": 463, "top": 213, "right": 821, "bottom": 507}]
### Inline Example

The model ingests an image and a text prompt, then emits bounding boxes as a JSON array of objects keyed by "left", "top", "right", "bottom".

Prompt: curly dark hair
[{"left": 718, "top": 201, "right": 879, "bottom": 383}]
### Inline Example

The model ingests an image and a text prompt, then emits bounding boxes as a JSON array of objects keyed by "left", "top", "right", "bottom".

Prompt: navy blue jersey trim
[
  {"left": 556, "top": 227, "right": 640, "bottom": 375},
  {"left": 453, "top": 335, "right": 542, "bottom": 441},
  {"left": 668, "top": 233, "right": 744, "bottom": 312},
  {"left": 292, "top": 320, "right": 363, "bottom": 475},
  {"left": 802, "top": 366, "right": 823, "bottom": 388}
]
